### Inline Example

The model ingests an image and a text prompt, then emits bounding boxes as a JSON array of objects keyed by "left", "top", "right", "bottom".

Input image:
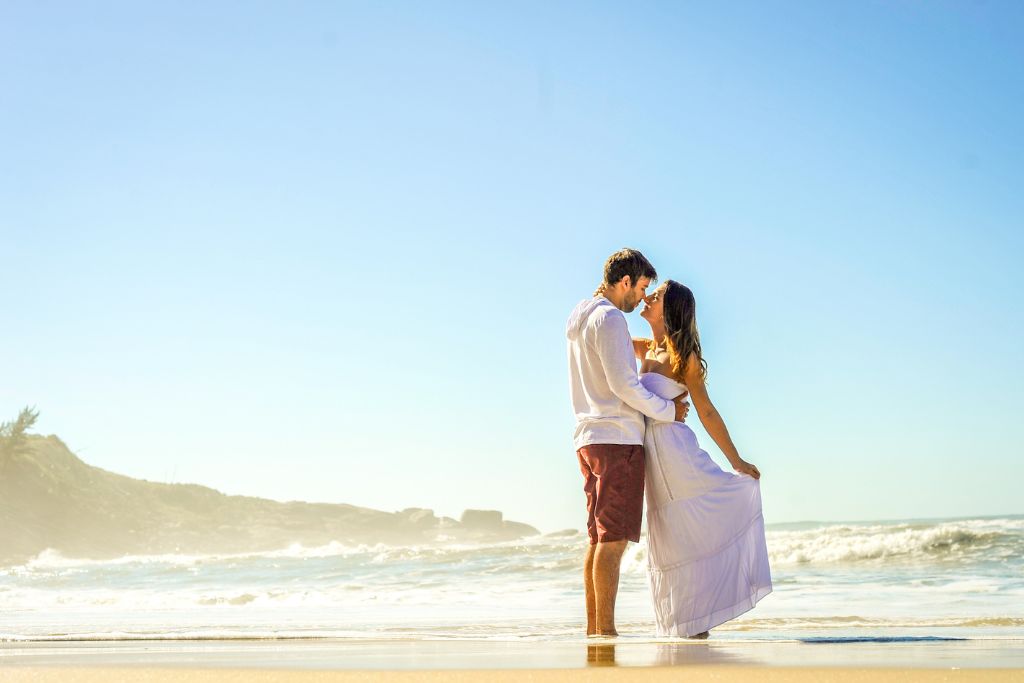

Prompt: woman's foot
[{"left": 688, "top": 631, "right": 709, "bottom": 639}]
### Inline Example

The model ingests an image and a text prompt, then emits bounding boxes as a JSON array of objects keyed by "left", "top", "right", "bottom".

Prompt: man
[{"left": 565, "top": 248, "right": 690, "bottom": 637}]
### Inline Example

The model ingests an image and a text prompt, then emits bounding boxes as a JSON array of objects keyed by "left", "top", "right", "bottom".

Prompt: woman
[{"left": 634, "top": 279, "right": 772, "bottom": 638}]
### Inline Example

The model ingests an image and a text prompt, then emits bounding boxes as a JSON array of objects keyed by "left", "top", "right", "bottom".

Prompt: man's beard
[{"left": 623, "top": 292, "right": 639, "bottom": 312}]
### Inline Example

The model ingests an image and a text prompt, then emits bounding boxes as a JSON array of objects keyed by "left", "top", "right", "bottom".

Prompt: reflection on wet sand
[
  {"left": 654, "top": 642, "right": 745, "bottom": 667},
  {"left": 587, "top": 640, "right": 750, "bottom": 668},
  {"left": 586, "top": 643, "right": 616, "bottom": 666}
]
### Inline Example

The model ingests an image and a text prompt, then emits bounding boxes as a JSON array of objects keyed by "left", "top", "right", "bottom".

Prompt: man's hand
[{"left": 673, "top": 394, "right": 690, "bottom": 422}]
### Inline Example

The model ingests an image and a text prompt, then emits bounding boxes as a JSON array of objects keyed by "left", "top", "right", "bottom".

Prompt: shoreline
[
  {"left": 3, "top": 637, "right": 1023, "bottom": 671},
  {"left": 2, "top": 668, "right": 1023, "bottom": 683}
]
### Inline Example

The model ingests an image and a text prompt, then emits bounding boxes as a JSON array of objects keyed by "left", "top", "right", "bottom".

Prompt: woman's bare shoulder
[{"left": 682, "top": 352, "right": 707, "bottom": 388}]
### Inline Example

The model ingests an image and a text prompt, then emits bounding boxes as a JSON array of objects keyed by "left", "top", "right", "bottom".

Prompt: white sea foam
[
  {"left": 2, "top": 517, "right": 1021, "bottom": 642},
  {"left": 10, "top": 542, "right": 393, "bottom": 572},
  {"left": 18, "top": 518, "right": 1017, "bottom": 573},
  {"left": 765, "top": 518, "right": 1022, "bottom": 566}
]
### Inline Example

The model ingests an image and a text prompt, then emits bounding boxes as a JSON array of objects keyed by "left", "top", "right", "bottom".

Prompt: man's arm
[
  {"left": 631, "top": 337, "right": 653, "bottom": 361},
  {"left": 594, "top": 314, "right": 683, "bottom": 422}
]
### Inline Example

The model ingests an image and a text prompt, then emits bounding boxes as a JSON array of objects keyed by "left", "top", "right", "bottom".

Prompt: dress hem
[{"left": 655, "top": 585, "right": 773, "bottom": 638}]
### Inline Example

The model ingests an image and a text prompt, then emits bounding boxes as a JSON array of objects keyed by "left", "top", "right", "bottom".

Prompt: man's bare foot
[
  {"left": 688, "top": 631, "right": 709, "bottom": 639},
  {"left": 595, "top": 630, "right": 619, "bottom": 637}
]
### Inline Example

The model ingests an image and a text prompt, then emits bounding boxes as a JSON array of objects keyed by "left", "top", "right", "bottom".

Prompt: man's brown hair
[{"left": 603, "top": 248, "right": 657, "bottom": 287}]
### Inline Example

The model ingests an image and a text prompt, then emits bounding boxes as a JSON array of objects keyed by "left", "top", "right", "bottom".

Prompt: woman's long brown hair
[{"left": 662, "top": 280, "right": 707, "bottom": 383}]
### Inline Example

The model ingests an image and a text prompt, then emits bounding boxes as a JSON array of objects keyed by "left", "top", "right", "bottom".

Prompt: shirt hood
[{"left": 566, "top": 296, "right": 611, "bottom": 341}]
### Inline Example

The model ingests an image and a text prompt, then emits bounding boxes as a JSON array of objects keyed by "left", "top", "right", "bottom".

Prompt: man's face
[{"left": 621, "top": 276, "right": 652, "bottom": 313}]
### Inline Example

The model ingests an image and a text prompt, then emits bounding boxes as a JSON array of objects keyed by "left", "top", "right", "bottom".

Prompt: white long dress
[{"left": 641, "top": 372, "right": 773, "bottom": 637}]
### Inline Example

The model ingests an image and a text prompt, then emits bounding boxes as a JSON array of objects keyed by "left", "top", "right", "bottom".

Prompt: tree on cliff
[{"left": 0, "top": 406, "right": 39, "bottom": 460}]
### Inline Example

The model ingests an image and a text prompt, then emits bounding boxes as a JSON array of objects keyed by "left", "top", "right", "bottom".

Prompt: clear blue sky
[{"left": 2, "top": 1, "right": 1022, "bottom": 532}]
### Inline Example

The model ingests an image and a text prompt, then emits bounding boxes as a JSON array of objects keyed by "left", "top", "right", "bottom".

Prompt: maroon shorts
[{"left": 576, "top": 444, "right": 645, "bottom": 545}]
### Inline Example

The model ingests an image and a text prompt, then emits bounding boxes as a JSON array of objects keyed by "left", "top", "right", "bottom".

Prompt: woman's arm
[
  {"left": 632, "top": 338, "right": 653, "bottom": 361},
  {"left": 682, "top": 354, "right": 761, "bottom": 479}
]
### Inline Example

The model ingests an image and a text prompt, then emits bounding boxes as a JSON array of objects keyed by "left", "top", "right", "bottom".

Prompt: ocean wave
[
  {"left": 6, "top": 532, "right": 589, "bottom": 574},
  {"left": 6, "top": 518, "right": 1022, "bottom": 579},
  {"left": 765, "top": 519, "right": 1024, "bottom": 566},
  {"left": 9, "top": 543, "right": 401, "bottom": 571}
]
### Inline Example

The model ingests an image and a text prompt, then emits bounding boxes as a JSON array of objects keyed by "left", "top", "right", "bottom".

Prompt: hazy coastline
[{"left": 0, "top": 435, "right": 539, "bottom": 567}]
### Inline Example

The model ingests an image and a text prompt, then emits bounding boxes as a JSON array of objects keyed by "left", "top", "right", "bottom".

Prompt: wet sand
[
  {"left": 2, "top": 667, "right": 1023, "bottom": 683},
  {"left": 2, "top": 637, "right": 1023, "bottom": 679}
]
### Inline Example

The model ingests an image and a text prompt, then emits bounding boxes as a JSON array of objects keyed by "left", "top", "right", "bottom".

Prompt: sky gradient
[{"left": 2, "top": 1, "right": 1022, "bottom": 532}]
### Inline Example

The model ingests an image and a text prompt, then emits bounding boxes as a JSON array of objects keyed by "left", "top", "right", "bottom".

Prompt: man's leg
[
  {"left": 578, "top": 449, "right": 600, "bottom": 636},
  {"left": 584, "top": 544, "right": 597, "bottom": 635},
  {"left": 593, "top": 539, "right": 628, "bottom": 636}
]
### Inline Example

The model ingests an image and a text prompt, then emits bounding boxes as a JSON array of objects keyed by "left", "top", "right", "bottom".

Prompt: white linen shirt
[{"left": 566, "top": 296, "right": 676, "bottom": 449}]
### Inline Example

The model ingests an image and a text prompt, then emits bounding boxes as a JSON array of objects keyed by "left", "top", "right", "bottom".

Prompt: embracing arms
[
  {"left": 631, "top": 337, "right": 653, "bottom": 361},
  {"left": 682, "top": 354, "right": 761, "bottom": 479},
  {"left": 595, "top": 317, "right": 689, "bottom": 422}
]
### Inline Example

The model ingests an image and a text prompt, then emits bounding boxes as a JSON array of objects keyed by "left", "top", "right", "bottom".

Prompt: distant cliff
[{"left": 0, "top": 434, "right": 539, "bottom": 566}]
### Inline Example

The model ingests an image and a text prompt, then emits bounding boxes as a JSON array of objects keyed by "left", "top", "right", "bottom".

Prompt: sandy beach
[
  {"left": 3, "top": 667, "right": 1023, "bottom": 683},
  {"left": 3, "top": 638, "right": 1023, "bottom": 681}
]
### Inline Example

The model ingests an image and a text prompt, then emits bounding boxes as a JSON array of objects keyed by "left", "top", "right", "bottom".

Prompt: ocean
[{"left": 2, "top": 516, "right": 1022, "bottom": 643}]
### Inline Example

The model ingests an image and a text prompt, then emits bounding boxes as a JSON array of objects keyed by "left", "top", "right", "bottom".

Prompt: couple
[{"left": 566, "top": 248, "right": 772, "bottom": 638}]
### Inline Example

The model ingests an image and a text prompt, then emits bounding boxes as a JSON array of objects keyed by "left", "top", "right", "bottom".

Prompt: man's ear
[{"left": 619, "top": 275, "right": 632, "bottom": 290}]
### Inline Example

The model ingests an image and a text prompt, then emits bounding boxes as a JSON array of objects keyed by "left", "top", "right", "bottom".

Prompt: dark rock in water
[
  {"left": 502, "top": 520, "right": 541, "bottom": 539},
  {"left": 0, "top": 435, "right": 541, "bottom": 566},
  {"left": 457, "top": 510, "right": 541, "bottom": 541}
]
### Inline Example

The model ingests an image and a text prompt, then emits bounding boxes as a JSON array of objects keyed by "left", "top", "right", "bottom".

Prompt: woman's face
[{"left": 639, "top": 283, "right": 666, "bottom": 327}]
